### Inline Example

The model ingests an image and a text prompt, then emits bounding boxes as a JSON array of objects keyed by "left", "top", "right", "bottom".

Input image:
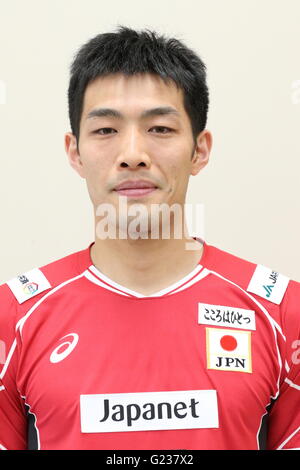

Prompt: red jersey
[{"left": 0, "top": 239, "right": 299, "bottom": 450}]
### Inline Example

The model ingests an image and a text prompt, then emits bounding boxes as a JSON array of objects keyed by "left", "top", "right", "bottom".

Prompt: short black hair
[{"left": 68, "top": 25, "right": 209, "bottom": 146}]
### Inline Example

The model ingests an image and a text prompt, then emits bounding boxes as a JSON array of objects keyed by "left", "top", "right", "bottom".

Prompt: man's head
[
  {"left": 65, "top": 26, "right": 212, "bottom": 238},
  {"left": 67, "top": 25, "right": 210, "bottom": 147}
]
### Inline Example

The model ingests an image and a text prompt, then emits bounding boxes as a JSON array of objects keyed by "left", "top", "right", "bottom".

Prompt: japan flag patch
[{"left": 206, "top": 327, "right": 252, "bottom": 373}]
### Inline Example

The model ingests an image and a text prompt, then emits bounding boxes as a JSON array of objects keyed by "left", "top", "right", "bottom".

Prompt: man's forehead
[{"left": 82, "top": 73, "right": 185, "bottom": 119}]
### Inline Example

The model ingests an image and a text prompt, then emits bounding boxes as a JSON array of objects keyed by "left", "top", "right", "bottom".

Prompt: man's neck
[{"left": 90, "top": 236, "right": 203, "bottom": 296}]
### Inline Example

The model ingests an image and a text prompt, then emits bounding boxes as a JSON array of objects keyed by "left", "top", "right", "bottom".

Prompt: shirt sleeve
[
  {"left": 0, "top": 285, "right": 27, "bottom": 450},
  {"left": 267, "top": 279, "right": 300, "bottom": 450}
]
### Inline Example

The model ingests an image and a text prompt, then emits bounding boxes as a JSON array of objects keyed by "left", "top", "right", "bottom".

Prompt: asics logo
[{"left": 50, "top": 333, "right": 79, "bottom": 364}]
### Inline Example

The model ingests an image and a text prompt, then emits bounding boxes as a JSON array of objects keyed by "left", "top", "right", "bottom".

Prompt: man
[{"left": 0, "top": 26, "right": 299, "bottom": 450}]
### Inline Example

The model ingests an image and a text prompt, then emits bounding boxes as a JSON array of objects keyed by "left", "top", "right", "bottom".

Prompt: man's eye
[
  {"left": 94, "top": 128, "right": 117, "bottom": 135},
  {"left": 150, "top": 126, "right": 173, "bottom": 134}
]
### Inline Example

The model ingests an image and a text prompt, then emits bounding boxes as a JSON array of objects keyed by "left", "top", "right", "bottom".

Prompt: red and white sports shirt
[{"left": 0, "top": 239, "right": 299, "bottom": 450}]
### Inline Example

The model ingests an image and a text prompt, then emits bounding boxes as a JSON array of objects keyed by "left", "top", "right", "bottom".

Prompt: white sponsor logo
[
  {"left": 50, "top": 333, "right": 79, "bottom": 364},
  {"left": 80, "top": 390, "right": 219, "bottom": 433},
  {"left": 6, "top": 268, "right": 51, "bottom": 304},
  {"left": 198, "top": 303, "right": 256, "bottom": 330},
  {"left": 206, "top": 327, "right": 252, "bottom": 373},
  {"left": 247, "top": 264, "right": 289, "bottom": 305}
]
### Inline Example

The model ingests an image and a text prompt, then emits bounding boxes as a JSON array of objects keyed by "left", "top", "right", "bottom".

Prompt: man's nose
[{"left": 116, "top": 127, "right": 151, "bottom": 169}]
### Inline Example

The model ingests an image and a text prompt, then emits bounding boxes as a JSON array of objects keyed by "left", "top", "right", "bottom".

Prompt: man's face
[{"left": 65, "top": 73, "right": 211, "bottom": 230}]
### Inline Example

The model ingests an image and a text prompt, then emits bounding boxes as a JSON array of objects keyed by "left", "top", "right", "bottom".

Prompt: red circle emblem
[{"left": 220, "top": 335, "right": 237, "bottom": 351}]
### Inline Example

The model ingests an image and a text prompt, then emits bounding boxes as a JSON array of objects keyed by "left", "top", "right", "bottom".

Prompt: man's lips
[
  {"left": 114, "top": 180, "right": 158, "bottom": 197},
  {"left": 114, "top": 180, "right": 157, "bottom": 191}
]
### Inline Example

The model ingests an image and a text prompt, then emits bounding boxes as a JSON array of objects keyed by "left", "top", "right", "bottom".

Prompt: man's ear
[
  {"left": 64, "top": 132, "right": 85, "bottom": 178},
  {"left": 191, "top": 129, "right": 213, "bottom": 176}
]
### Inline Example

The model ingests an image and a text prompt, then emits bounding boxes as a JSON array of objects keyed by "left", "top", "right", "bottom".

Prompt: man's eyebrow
[
  {"left": 141, "top": 107, "right": 181, "bottom": 118},
  {"left": 86, "top": 106, "right": 181, "bottom": 120}
]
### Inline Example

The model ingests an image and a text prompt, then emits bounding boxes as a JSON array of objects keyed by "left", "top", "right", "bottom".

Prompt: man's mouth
[{"left": 114, "top": 180, "right": 158, "bottom": 198}]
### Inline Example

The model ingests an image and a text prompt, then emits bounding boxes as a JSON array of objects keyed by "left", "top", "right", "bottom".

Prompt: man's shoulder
[
  {"left": 202, "top": 241, "right": 298, "bottom": 307},
  {"left": 0, "top": 244, "right": 92, "bottom": 310},
  {"left": 202, "top": 242, "right": 256, "bottom": 284}
]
